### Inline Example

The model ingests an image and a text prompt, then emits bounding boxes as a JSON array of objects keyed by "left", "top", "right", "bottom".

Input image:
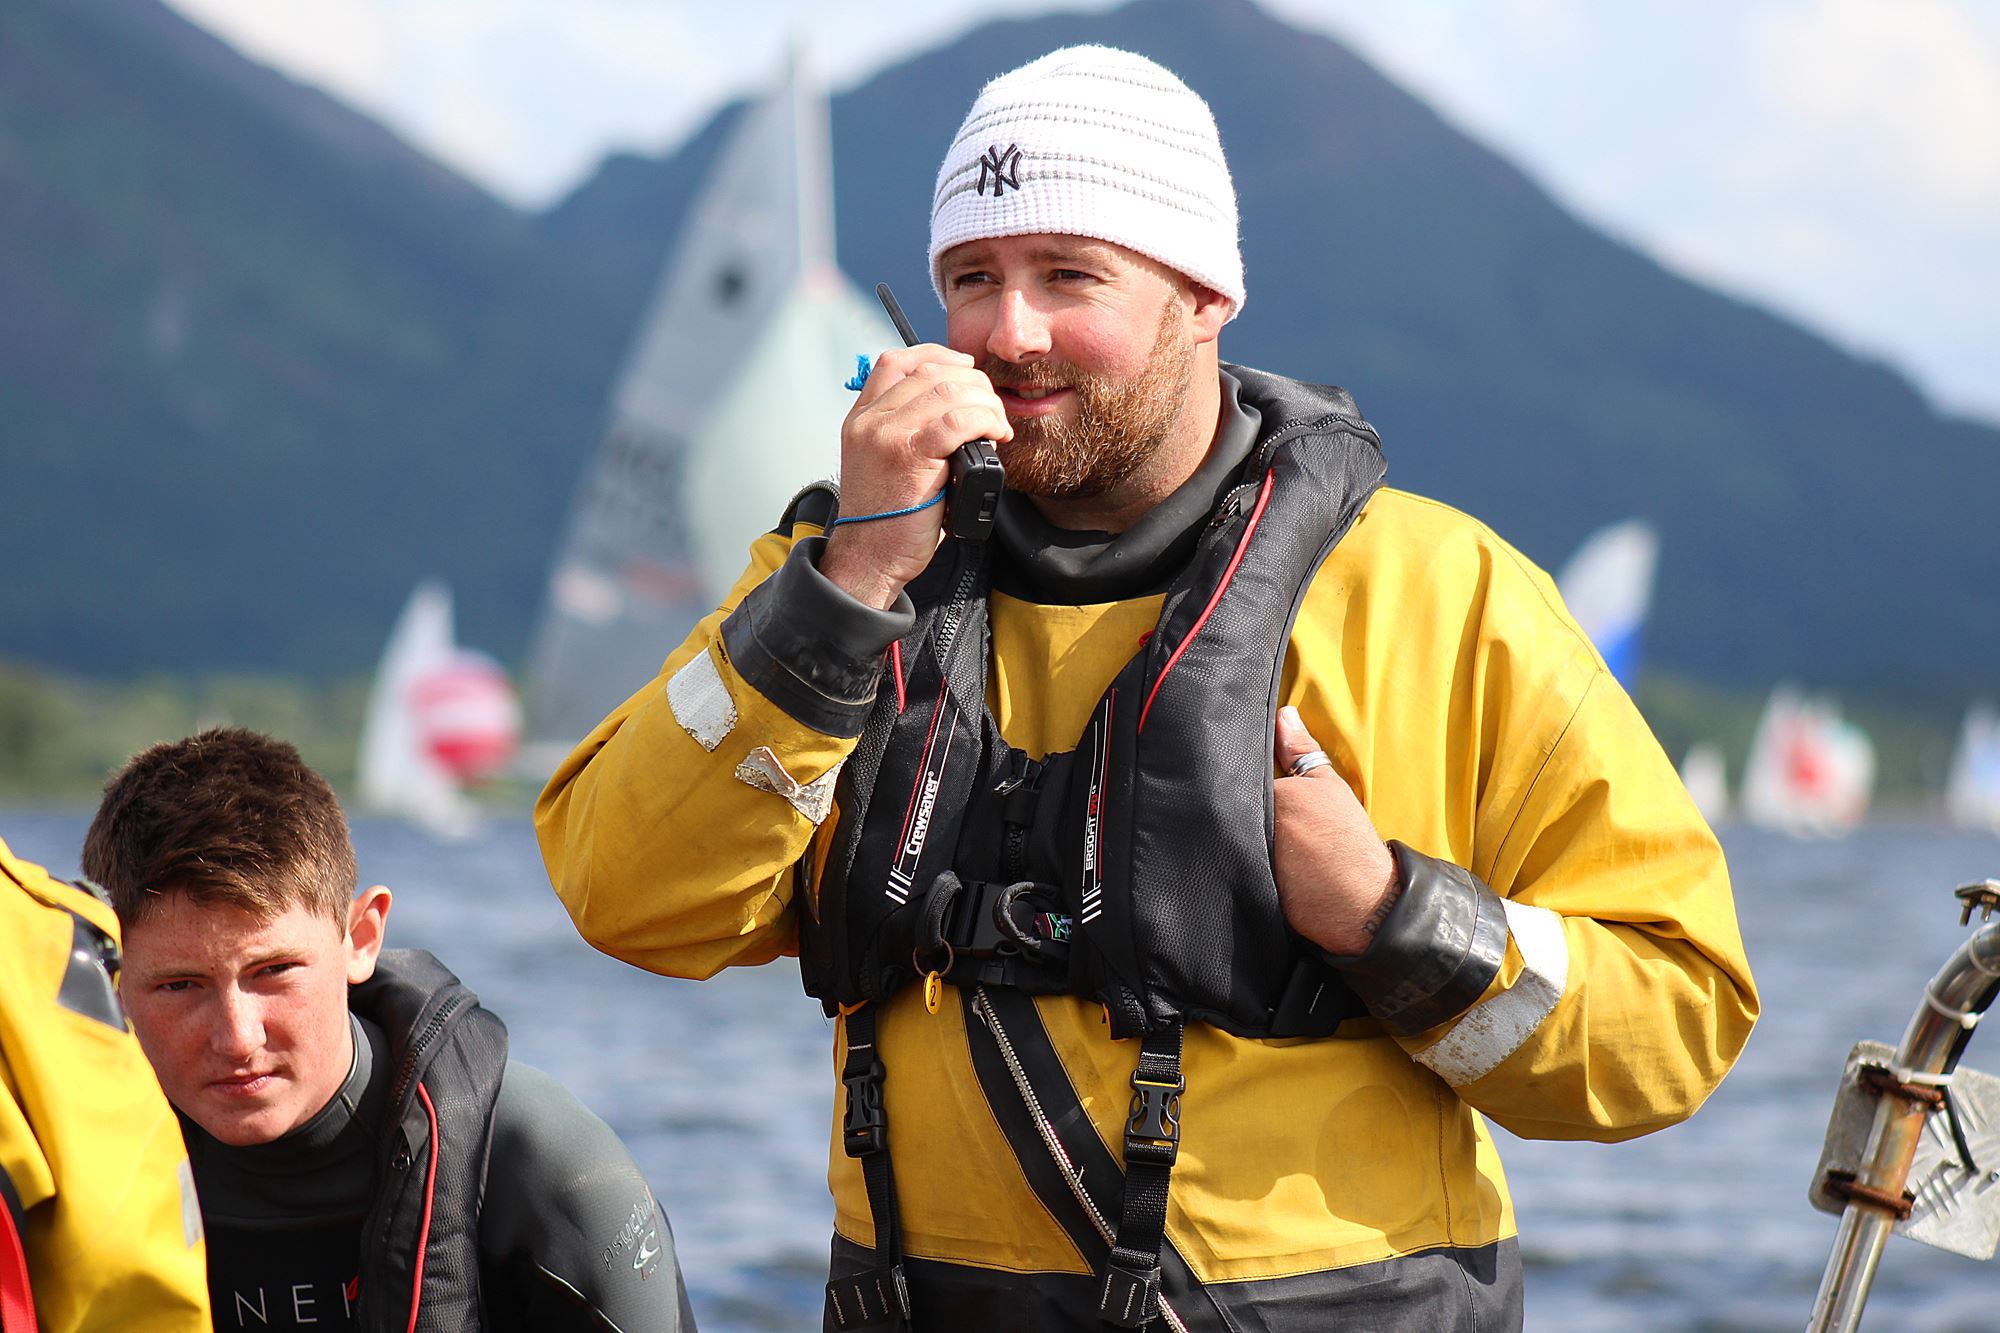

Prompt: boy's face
[{"left": 121, "top": 891, "right": 383, "bottom": 1146}]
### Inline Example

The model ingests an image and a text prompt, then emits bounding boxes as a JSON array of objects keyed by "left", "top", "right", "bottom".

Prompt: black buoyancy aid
[
  {"left": 799, "top": 368, "right": 1389, "bottom": 1040},
  {"left": 350, "top": 949, "right": 508, "bottom": 1333}
]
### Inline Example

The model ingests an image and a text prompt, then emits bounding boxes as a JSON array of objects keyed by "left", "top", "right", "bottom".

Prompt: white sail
[
  {"left": 357, "top": 580, "right": 520, "bottom": 839},
  {"left": 1739, "top": 685, "right": 1873, "bottom": 837},
  {"left": 1553, "top": 519, "right": 1658, "bottom": 689},
  {"left": 1945, "top": 701, "right": 2000, "bottom": 833},
  {"left": 358, "top": 581, "right": 478, "bottom": 838},
  {"left": 523, "top": 54, "right": 897, "bottom": 765},
  {"left": 1679, "top": 741, "right": 1730, "bottom": 826}
]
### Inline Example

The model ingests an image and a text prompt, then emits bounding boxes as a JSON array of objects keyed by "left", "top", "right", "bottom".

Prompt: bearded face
[{"left": 981, "top": 293, "right": 1195, "bottom": 501}]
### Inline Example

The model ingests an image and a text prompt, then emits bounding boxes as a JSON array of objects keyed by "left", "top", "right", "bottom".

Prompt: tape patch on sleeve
[
  {"left": 735, "top": 747, "right": 842, "bottom": 825},
  {"left": 1413, "top": 899, "right": 1570, "bottom": 1088},
  {"left": 666, "top": 648, "right": 737, "bottom": 751}
]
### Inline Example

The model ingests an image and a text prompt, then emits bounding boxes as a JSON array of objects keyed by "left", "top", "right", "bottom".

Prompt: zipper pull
[{"left": 993, "top": 748, "right": 1037, "bottom": 796}]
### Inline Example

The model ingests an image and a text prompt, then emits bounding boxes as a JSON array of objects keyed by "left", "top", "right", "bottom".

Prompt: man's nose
[
  {"left": 985, "top": 287, "right": 1052, "bottom": 362},
  {"left": 211, "top": 988, "right": 265, "bottom": 1060}
]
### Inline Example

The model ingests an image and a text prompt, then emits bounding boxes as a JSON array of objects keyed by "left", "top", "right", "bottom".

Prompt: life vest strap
[
  {"left": 825, "top": 1263, "right": 912, "bottom": 1331},
  {"left": 830, "top": 1007, "right": 911, "bottom": 1331},
  {"left": 1100, "top": 1022, "right": 1185, "bottom": 1327}
]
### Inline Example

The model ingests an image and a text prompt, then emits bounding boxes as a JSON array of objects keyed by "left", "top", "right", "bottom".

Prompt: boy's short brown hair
[{"left": 83, "top": 727, "right": 357, "bottom": 927}]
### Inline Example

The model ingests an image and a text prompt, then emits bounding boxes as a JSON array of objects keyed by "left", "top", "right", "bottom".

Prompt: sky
[{"left": 160, "top": 0, "right": 2000, "bottom": 426}]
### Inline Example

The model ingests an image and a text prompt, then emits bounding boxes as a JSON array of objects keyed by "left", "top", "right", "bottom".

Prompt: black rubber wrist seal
[
  {"left": 1321, "top": 840, "right": 1510, "bottom": 1036},
  {"left": 719, "top": 535, "right": 915, "bottom": 738}
]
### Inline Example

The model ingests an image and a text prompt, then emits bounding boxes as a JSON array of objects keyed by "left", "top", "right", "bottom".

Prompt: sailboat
[
  {"left": 1679, "top": 741, "right": 1730, "bottom": 825},
  {"left": 1553, "top": 519, "right": 1658, "bottom": 689},
  {"left": 521, "top": 54, "right": 897, "bottom": 770},
  {"left": 1739, "top": 685, "right": 1873, "bottom": 836},
  {"left": 1944, "top": 701, "right": 2000, "bottom": 833},
  {"left": 356, "top": 580, "right": 521, "bottom": 839}
]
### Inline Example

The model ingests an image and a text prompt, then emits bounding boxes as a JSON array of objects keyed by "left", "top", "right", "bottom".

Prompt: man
[
  {"left": 85, "top": 728, "right": 697, "bottom": 1332},
  {"left": 538, "top": 45, "right": 1757, "bottom": 1331},
  {"left": 1, "top": 835, "right": 210, "bottom": 1332}
]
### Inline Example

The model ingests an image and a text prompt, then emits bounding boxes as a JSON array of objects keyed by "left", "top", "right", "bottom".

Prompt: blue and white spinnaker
[{"left": 1554, "top": 519, "right": 1659, "bottom": 688}]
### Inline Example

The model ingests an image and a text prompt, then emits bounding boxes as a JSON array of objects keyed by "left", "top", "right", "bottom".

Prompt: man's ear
[
  {"left": 1186, "top": 280, "right": 1233, "bottom": 346},
  {"left": 345, "top": 886, "right": 393, "bottom": 985}
]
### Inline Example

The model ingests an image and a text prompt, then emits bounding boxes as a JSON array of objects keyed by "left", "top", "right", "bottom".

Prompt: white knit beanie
[{"left": 929, "top": 45, "right": 1245, "bottom": 318}]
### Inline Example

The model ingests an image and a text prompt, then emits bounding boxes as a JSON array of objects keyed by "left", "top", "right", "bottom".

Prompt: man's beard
[{"left": 982, "top": 297, "right": 1194, "bottom": 501}]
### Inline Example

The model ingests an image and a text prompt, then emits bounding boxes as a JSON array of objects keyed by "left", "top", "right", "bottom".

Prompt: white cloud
[
  {"left": 1754, "top": 0, "right": 2000, "bottom": 208},
  {"left": 164, "top": 0, "right": 714, "bottom": 204},
  {"left": 1489, "top": 0, "right": 1591, "bottom": 61},
  {"left": 166, "top": 0, "right": 398, "bottom": 106}
]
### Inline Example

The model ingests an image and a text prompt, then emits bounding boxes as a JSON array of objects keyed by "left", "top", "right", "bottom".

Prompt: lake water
[{"left": 8, "top": 810, "right": 2000, "bottom": 1331}]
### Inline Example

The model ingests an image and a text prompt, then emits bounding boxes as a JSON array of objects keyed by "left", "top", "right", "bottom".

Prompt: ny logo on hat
[{"left": 977, "top": 144, "right": 1022, "bottom": 197}]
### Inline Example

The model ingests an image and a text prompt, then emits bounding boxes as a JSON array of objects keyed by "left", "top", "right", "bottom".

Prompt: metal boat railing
[{"left": 1808, "top": 879, "right": 2000, "bottom": 1331}]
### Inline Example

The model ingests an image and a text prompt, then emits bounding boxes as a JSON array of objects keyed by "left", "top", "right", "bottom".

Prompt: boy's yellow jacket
[
  {"left": 538, "top": 484, "right": 1757, "bottom": 1289},
  {"left": 0, "top": 836, "right": 210, "bottom": 1332}
]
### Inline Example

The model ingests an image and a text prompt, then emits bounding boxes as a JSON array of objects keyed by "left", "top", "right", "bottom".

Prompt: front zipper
[
  {"left": 971, "top": 986, "right": 1190, "bottom": 1333},
  {"left": 386, "top": 989, "right": 469, "bottom": 1118},
  {"left": 931, "top": 551, "right": 984, "bottom": 674}
]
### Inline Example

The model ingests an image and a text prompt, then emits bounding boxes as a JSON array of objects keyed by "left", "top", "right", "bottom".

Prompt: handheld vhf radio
[{"left": 874, "top": 283, "right": 1005, "bottom": 543}]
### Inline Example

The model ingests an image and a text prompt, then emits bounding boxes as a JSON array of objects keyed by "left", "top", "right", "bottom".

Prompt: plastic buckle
[
  {"left": 1098, "top": 1253, "right": 1162, "bottom": 1327},
  {"left": 943, "top": 879, "right": 1011, "bottom": 956},
  {"left": 825, "top": 1262, "right": 913, "bottom": 1328},
  {"left": 1124, "top": 1069, "right": 1184, "bottom": 1167},
  {"left": 842, "top": 1060, "right": 887, "bottom": 1157}
]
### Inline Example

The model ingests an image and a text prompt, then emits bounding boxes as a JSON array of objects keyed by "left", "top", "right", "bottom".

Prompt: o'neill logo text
[
  {"left": 906, "top": 772, "right": 942, "bottom": 856},
  {"left": 978, "top": 144, "right": 1022, "bottom": 196}
]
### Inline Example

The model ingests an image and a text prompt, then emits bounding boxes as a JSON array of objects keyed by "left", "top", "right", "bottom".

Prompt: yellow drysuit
[
  {"left": 539, "top": 481, "right": 1756, "bottom": 1305},
  {"left": 0, "top": 836, "right": 209, "bottom": 1332}
]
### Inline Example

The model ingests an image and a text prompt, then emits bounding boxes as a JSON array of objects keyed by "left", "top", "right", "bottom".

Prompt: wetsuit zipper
[{"left": 386, "top": 990, "right": 468, "bottom": 1120}]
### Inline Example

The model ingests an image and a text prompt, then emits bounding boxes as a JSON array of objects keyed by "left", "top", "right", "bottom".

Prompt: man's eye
[
  {"left": 949, "top": 271, "right": 995, "bottom": 289},
  {"left": 156, "top": 979, "right": 195, "bottom": 994}
]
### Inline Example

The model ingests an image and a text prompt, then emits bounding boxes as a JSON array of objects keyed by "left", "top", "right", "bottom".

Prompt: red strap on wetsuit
[
  {"left": 404, "top": 1083, "right": 440, "bottom": 1333},
  {"left": 0, "top": 1183, "right": 38, "bottom": 1333}
]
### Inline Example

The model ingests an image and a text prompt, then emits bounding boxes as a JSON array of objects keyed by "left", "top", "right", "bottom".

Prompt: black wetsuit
[{"left": 185, "top": 1013, "right": 697, "bottom": 1332}]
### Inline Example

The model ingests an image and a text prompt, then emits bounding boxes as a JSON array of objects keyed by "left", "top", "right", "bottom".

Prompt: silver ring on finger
[{"left": 1288, "top": 749, "right": 1332, "bottom": 778}]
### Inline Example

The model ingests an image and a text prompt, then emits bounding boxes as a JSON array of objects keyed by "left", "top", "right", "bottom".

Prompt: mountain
[
  {"left": 0, "top": 0, "right": 627, "bottom": 670},
  {"left": 5, "top": 0, "right": 1996, "bottom": 700}
]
